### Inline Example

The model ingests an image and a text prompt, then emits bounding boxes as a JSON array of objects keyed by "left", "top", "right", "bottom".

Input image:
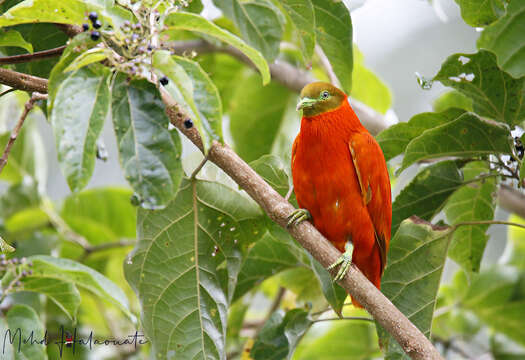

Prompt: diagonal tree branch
[
  {"left": 0, "top": 68, "right": 48, "bottom": 94},
  {"left": 0, "top": 45, "right": 66, "bottom": 64}
]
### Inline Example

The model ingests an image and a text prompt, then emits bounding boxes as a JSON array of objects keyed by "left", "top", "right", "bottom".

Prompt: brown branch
[
  {"left": 0, "top": 92, "right": 47, "bottom": 175},
  {"left": 0, "top": 68, "right": 48, "bottom": 94},
  {"left": 498, "top": 184, "right": 525, "bottom": 219},
  {"left": 0, "top": 45, "right": 66, "bottom": 64}
]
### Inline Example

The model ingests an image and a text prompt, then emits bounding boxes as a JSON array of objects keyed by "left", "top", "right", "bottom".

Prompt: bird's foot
[
  {"left": 286, "top": 208, "right": 311, "bottom": 227},
  {"left": 327, "top": 242, "right": 354, "bottom": 282}
]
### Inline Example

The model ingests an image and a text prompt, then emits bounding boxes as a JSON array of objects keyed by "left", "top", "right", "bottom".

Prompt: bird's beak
[{"left": 296, "top": 97, "right": 317, "bottom": 111}]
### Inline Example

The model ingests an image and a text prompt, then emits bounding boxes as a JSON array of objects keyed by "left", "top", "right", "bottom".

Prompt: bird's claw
[
  {"left": 286, "top": 208, "right": 311, "bottom": 227},
  {"left": 328, "top": 242, "right": 354, "bottom": 282}
]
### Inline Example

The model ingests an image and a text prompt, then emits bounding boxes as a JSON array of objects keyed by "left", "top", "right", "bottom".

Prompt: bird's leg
[
  {"left": 327, "top": 241, "right": 354, "bottom": 282},
  {"left": 286, "top": 208, "right": 311, "bottom": 227}
]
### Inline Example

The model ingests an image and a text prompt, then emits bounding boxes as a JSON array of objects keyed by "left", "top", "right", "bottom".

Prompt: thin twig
[
  {"left": 190, "top": 154, "right": 209, "bottom": 180},
  {"left": 41, "top": 199, "right": 91, "bottom": 249},
  {"left": 0, "top": 92, "right": 47, "bottom": 175},
  {"left": 313, "top": 316, "right": 374, "bottom": 323},
  {"left": 453, "top": 220, "right": 525, "bottom": 230},
  {"left": 0, "top": 45, "right": 66, "bottom": 64}
]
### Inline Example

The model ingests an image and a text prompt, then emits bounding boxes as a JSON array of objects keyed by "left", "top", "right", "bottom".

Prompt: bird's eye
[{"left": 321, "top": 91, "right": 330, "bottom": 99}]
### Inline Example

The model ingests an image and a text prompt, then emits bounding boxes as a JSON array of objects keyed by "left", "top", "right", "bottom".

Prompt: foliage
[{"left": 0, "top": 0, "right": 523, "bottom": 359}]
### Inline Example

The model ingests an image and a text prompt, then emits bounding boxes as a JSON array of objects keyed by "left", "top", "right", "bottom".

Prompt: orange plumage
[{"left": 291, "top": 82, "right": 391, "bottom": 307}]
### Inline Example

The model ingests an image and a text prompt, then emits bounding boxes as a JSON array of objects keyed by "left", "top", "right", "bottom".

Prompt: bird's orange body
[{"left": 292, "top": 87, "right": 391, "bottom": 306}]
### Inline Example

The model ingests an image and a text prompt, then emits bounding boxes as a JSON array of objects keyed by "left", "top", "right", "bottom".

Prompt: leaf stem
[
  {"left": 453, "top": 220, "right": 525, "bottom": 230},
  {"left": 190, "top": 154, "right": 209, "bottom": 180},
  {"left": 313, "top": 316, "right": 374, "bottom": 323}
]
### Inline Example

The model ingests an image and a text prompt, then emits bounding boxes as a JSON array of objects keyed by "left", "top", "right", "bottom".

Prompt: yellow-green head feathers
[{"left": 296, "top": 82, "right": 347, "bottom": 117}]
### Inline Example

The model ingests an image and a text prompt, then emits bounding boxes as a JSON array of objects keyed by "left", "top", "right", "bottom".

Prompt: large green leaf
[
  {"left": 124, "top": 179, "right": 262, "bottom": 359},
  {"left": 377, "top": 108, "right": 466, "bottom": 162},
  {"left": 379, "top": 217, "right": 452, "bottom": 359},
  {"left": 50, "top": 66, "right": 110, "bottom": 192},
  {"left": 175, "top": 56, "right": 223, "bottom": 143},
  {"left": 434, "top": 50, "right": 525, "bottom": 126},
  {"left": 213, "top": 0, "right": 284, "bottom": 62},
  {"left": 462, "top": 266, "right": 525, "bottom": 345},
  {"left": 432, "top": 90, "right": 473, "bottom": 112},
  {"left": 111, "top": 74, "right": 183, "bottom": 210},
  {"left": 0, "top": 0, "right": 131, "bottom": 29},
  {"left": 392, "top": 161, "right": 463, "bottom": 235},
  {"left": 229, "top": 74, "right": 292, "bottom": 162},
  {"left": 400, "top": 112, "right": 513, "bottom": 171},
  {"left": 293, "top": 319, "right": 380, "bottom": 360},
  {"left": 6, "top": 305, "right": 47, "bottom": 360},
  {"left": 164, "top": 12, "right": 270, "bottom": 85},
  {"left": 251, "top": 309, "right": 312, "bottom": 360},
  {"left": 312, "top": 0, "right": 353, "bottom": 92},
  {"left": 28, "top": 255, "right": 133, "bottom": 320},
  {"left": 0, "top": 29, "right": 32, "bottom": 52},
  {"left": 20, "top": 277, "right": 80, "bottom": 321},
  {"left": 234, "top": 221, "right": 307, "bottom": 301},
  {"left": 478, "top": 0, "right": 525, "bottom": 78},
  {"left": 444, "top": 161, "right": 496, "bottom": 273},
  {"left": 278, "top": 0, "right": 315, "bottom": 61},
  {"left": 455, "top": 0, "right": 508, "bottom": 27}
]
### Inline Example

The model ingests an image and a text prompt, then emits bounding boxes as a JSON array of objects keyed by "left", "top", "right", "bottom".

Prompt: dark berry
[
  {"left": 184, "top": 119, "right": 193, "bottom": 129},
  {"left": 90, "top": 31, "right": 100, "bottom": 41},
  {"left": 88, "top": 12, "right": 98, "bottom": 22},
  {"left": 160, "top": 76, "right": 169, "bottom": 86},
  {"left": 147, "top": 44, "right": 153, "bottom": 51},
  {"left": 93, "top": 19, "right": 102, "bottom": 29},
  {"left": 82, "top": 23, "right": 90, "bottom": 31}
]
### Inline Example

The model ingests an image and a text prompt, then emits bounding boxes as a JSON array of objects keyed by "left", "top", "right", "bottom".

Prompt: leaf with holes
[
  {"left": 392, "top": 161, "right": 463, "bottom": 235},
  {"left": 434, "top": 50, "right": 525, "bottom": 126},
  {"left": 164, "top": 12, "right": 270, "bottom": 85},
  {"left": 111, "top": 74, "right": 183, "bottom": 210},
  {"left": 378, "top": 217, "right": 452, "bottom": 359},
  {"left": 377, "top": 108, "right": 466, "bottom": 162},
  {"left": 478, "top": 0, "right": 525, "bottom": 78},
  {"left": 125, "top": 179, "right": 263, "bottom": 359},
  {"left": 312, "top": 0, "right": 353, "bottom": 92},
  {"left": 50, "top": 66, "right": 110, "bottom": 192},
  {"left": 400, "top": 112, "right": 513, "bottom": 171},
  {"left": 444, "top": 161, "right": 496, "bottom": 274}
]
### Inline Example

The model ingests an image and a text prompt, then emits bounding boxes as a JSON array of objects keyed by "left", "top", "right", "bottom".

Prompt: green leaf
[
  {"left": 20, "top": 277, "right": 80, "bottom": 321},
  {"left": 0, "top": 235, "right": 15, "bottom": 253},
  {"left": 400, "top": 112, "right": 513, "bottom": 171},
  {"left": 28, "top": 255, "right": 134, "bottom": 321},
  {"left": 111, "top": 74, "right": 183, "bottom": 210},
  {"left": 62, "top": 48, "right": 108, "bottom": 73},
  {"left": 455, "top": 0, "right": 508, "bottom": 27},
  {"left": 310, "top": 256, "right": 346, "bottom": 317},
  {"left": 520, "top": 159, "right": 525, "bottom": 182},
  {"left": 175, "top": 56, "right": 223, "bottom": 142},
  {"left": 351, "top": 47, "right": 392, "bottom": 114},
  {"left": 234, "top": 221, "right": 307, "bottom": 301},
  {"left": 279, "top": 0, "right": 315, "bottom": 61},
  {"left": 434, "top": 50, "right": 525, "bottom": 126},
  {"left": 6, "top": 305, "right": 47, "bottom": 360},
  {"left": 462, "top": 266, "right": 525, "bottom": 345},
  {"left": 0, "top": 29, "right": 32, "bottom": 52},
  {"left": 153, "top": 50, "right": 215, "bottom": 151},
  {"left": 433, "top": 90, "right": 473, "bottom": 112},
  {"left": 444, "top": 161, "right": 497, "bottom": 273},
  {"left": 124, "top": 179, "right": 262, "bottom": 359},
  {"left": 0, "top": 0, "right": 130, "bottom": 29},
  {"left": 293, "top": 319, "right": 380, "bottom": 359},
  {"left": 477, "top": 0, "right": 525, "bottom": 78},
  {"left": 50, "top": 66, "right": 110, "bottom": 192},
  {"left": 251, "top": 309, "right": 312, "bottom": 360},
  {"left": 507, "top": 215, "right": 525, "bottom": 269},
  {"left": 164, "top": 12, "right": 270, "bottom": 85},
  {"left": 392, "top": 161, "right": 464, "bottom": 235},
  {"left": 379, "top": 217, "right": 452, "bottom": 359},
  {"left": 312, "top": 0, "right": 353, "bottom": 92},
  {"left": 213, "top": 0, "right": 284, "bottom": 62},
  {"left": 377, "top": 108, "right": 466, "bottom": 162},
  {"left": 250, "top": 154, "right": 293, "bottom": 199},
  {"left": 229, "top": 74, "right": 292, "bottom": 162}
]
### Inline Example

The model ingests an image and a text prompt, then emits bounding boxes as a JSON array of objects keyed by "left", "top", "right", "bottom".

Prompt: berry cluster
[
  {"left": 0, "top": 255, "right": 33, "bottom": 289},
  {"left": 515, "top": 136, "right": 524, "bottom": 160},
  {"left": 82, "top": 11, "right": 102, "bottom": 41}
]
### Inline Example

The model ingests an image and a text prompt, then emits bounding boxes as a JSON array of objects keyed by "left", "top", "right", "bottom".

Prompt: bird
[{"left": 288, "top": 82, "right": 391, "bottom": 308}]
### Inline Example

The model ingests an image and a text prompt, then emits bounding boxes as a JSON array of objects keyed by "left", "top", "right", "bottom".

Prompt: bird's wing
[{"left": 348, "top": 132, "right": 392, "bottom": 274}]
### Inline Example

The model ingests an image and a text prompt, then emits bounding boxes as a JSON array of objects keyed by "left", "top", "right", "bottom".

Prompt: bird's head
[{"left": 296, "top": 82, "right": 347, "bottom": 117}]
